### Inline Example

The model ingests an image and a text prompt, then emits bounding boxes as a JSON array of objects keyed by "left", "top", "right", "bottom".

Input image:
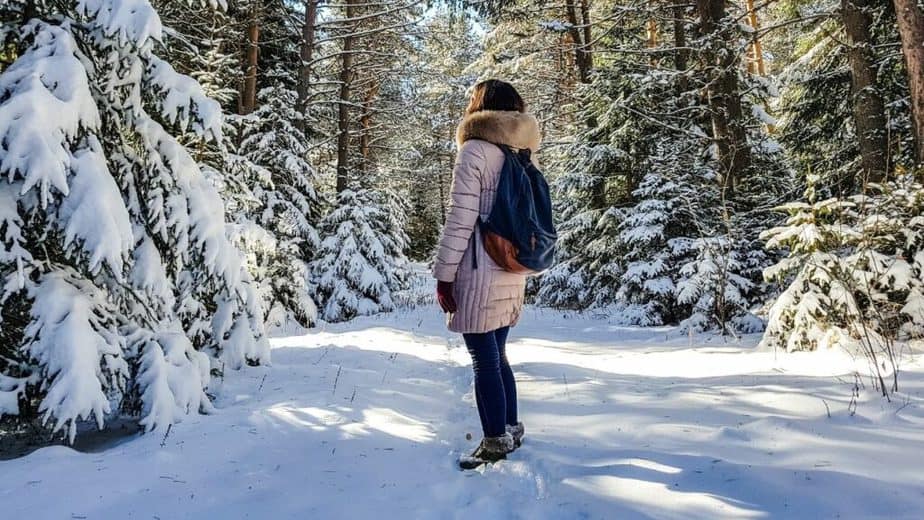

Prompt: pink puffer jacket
[{"left": 432, "top": 109, "right": 541, "bottom": 334}]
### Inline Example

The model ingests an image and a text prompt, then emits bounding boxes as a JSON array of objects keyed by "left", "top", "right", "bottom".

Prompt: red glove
[{"left": 436, "top": 281, "right": 457, "bottom": 313}]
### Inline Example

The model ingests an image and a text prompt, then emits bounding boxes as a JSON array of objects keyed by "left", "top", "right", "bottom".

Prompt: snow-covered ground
[{"left": 3, "top": 305, "right": 924, "bottom": 519}]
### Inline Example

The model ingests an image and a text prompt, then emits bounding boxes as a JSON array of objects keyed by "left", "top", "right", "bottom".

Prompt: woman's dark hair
[{"left": 466, "top": 79, "right": 525, "bottom": 114}]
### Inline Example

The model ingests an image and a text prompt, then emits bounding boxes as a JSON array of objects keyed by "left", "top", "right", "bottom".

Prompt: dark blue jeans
[{"left": 463, "top": 326, "right": 518, "bottom": 438}]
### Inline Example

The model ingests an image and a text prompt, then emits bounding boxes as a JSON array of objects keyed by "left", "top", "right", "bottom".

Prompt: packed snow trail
[{"left": 3, "top": 306, "right": 924, "bottom": 519}]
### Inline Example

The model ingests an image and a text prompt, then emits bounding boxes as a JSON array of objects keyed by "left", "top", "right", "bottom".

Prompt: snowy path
[{"left": 3, "top": 306, "right": 924, "bottom": 519}]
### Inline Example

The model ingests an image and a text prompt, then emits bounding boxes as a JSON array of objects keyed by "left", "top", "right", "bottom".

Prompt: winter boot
[
  {"left": 458, "top": 433, "right": 515, "bottom": 470},
  {"left": 506, "top": 422, "right": 525, "bottom": 448}
]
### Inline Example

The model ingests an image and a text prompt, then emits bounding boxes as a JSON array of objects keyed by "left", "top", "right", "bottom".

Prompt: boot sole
[{"left": 459, "top": 454, "right": 506, "bottom": 470}]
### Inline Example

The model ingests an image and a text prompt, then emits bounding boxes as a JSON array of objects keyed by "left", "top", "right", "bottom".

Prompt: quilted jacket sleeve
[{"left": 432, "top": 141, "right": 485, "bottom": 282}]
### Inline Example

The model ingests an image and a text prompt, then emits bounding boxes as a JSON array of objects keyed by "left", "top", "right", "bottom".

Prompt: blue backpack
[{"left": 477, "top": 145, "right": 557, "bottom": 275}]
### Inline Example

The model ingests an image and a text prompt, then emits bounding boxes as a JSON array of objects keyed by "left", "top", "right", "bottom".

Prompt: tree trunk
[
  {"left": 744, "top": 0, "right": 766, "bottom": 75},
  {"left": 565, "top": 0, "right": 593, "bottom": 83},
  {"left": 580, "top": 0, "right": 593, "bottom": 70},
  {"left": 297, "top": 0, "right": 319, "bottom": 130},
  {"left": 359, "top": 81, "right": 380, "bottom": 173},
  {"left": 893, "top": 0, "right": 924, "bottom": 165},
  {"left": 647, "top": 19, "right": 659, "bottom": 48},
  {"left": 23, "top": 0, "right": 37, "bottom": 24},
  {"left": 336, "top": 0, "right": 356, "bottom": 195},
  {"left": 697, "top": 0, "right": 751, "bottom": 198},
  {"left": 841, "top": 0, "right": 889, "bottom": 184},
  {"left": 673, "top": 0, "right": 688, "bottom": 92},
  {"left": 240, "top": 1, "right": 261, "bottom": 115},
  {"left": 743, "top": 0, "right": 776, "bottom": 133},
  {"left": 647, "top": 19, "right": 659, "bottom": 66},
  {"left": 565, "top": 0, "right": 606, "bottom": 207}
]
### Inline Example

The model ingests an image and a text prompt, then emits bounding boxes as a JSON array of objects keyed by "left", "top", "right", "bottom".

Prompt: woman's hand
[{"left": 436, "top": 281, "right": 457, "bottom": 313}]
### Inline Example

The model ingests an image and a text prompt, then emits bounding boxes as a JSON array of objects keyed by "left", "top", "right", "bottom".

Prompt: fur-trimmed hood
[{"left": 456, "top": 110, "right": 541, "bottom": 152}]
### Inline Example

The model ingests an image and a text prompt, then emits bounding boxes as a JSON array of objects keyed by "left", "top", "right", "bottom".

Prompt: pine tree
[
  {"left": 158, "top": 0, "right": 324, "bottom": 331},
  {"left": 0, "top": 0, "right": 267, "bottom": 441},
  {"left": 531, "top": 0, "right": 787, "bottom": 329},
  {"left": 534, "top": 66, "right": 636, "bottom": 309},
  {"left": 773, "top": 0, "right": 913, "bottom": 195},
  {"left": 762, "top": 176, "right": 924, "bottom": 354},
  {"left": 616, "top": 142, "right": 711, "bottom": 325},
  {"left": 309, "top": 188, "right": 410, "bottom": 322},
  {"left": 224, "top": 83, "right": 323, "bottom": 329}
]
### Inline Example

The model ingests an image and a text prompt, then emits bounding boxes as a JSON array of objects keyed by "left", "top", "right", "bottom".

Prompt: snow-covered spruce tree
[
  {"left": 364, "top": 184, "right": 413, "bottom": 305},
  {"left": 536, "top": 204, "right": 624, "bottom": 309},
  {"left": 761, "top": 175, "right": 924, "bottom": 361},
  {"left": 676, "top": 234, "right": 768, "bottom": 333},
  {"left": 677, "top": 99, "right": 792, "bottom": 333},
  {"left": 528, "top": 0, "right": 785, "bottom": 331},
  {"left": 616, "top": 138, "right": 716, "bottom": 325},
  {"left": 0, "top": 0, "right": 267, "bottom": 441},
  {"left": 309, "top": 188, "right": 411, "bottom": 322},
  {"left": 223, "top": 84, "right": 323, "bottom": 329},
  {"left": 158, "top": 0, "right": 324, "bottom": 329},
  {"left": 533, "top": 37, "right": 647, "bottom": 309},
  {"left": 535, "top": 119, "right": 623, "bottom": 309}
]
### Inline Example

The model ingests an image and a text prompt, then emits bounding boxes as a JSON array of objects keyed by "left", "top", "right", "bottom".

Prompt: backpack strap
[{"left": 496, "top": 142, "right": 533, "bottom": 166}]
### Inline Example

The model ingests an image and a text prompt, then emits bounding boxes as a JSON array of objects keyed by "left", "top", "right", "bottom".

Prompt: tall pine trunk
[
  {"left": 841, "top": 0, "right": 889, "bottom": 184},
  {"left": 893, "top": 0, "right": 924, "bottom": 165},
  {"left": 580, "top": 0, "right": 592, "bottom": 74},
  {"left": 647, "top": 19, "right": 659, "bottom": 66},
  {"left": 697, "top": 0, "right": 751, "bottom": 198},
  {"left": 565, "top": 0, "right": 606, "bottom": 207},
  {"left": 745, "top": 0, "right": 766, "bottom": 75},
  {"left": 336, "top": 0, "right": 356, "bottom": 194},
  {"left": 240, "top": 1, "right": 261, "bottom": 115},
  {"left": 359, "top": 81, "right": 380, "bottom": 173},
  {"left": 565, "top": 0, "right": 593, "bottom": 83},
  {"left": 674, "top": 0, "right": 689, "bottom": 93},
  {"left": 297, "top": 0, "right": 319, "bottom": 130}
]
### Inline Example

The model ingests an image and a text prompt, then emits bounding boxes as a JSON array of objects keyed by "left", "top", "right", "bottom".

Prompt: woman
[{"left": 432, "top": 79, "right": 540, "bottom": 469}]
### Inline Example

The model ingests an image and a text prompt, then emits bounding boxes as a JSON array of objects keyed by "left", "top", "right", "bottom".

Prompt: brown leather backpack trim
[{"left": 482, "top": 231, "right": 535, "bottom": 275}]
